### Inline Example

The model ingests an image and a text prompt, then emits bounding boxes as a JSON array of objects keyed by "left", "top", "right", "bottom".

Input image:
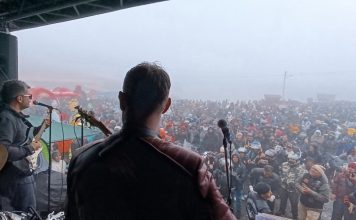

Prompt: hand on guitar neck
[{"left": 43, "top": 118, "right": 51, "bottom": 129}]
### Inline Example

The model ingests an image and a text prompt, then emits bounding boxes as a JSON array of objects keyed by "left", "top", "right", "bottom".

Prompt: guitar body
[
  {"left": 27, "top": 145, "right": 43, "bottom": 171},
  {"left": 27, "top": 119, "right": 48, "bottom": 172},
  {"left": 10, "top": 126, "right": 35, "bottom": 176},
  {"left": 12, "top": 117, "right": 47, "bottom": 175}
]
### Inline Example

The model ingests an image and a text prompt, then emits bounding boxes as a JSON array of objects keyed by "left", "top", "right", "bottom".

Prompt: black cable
[{"left": 57, "top": 110, "right": 65, "bottom": 207}]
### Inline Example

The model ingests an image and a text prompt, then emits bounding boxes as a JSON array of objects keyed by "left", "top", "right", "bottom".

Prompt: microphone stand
[
  {"left": 222, "top": 137, "right": 232, "bottom": 206},
  {"left": 74, "top": 116, "right": 85, "bottom": 146},
  {"left": 47, "top": 107, "right": 53, "bottom": 213},
  {"left": 81, "top": 117, "right": 84, "bottom": 146},
  {"left": 228, "top": 141, "right": 233, "bottom": 207}
]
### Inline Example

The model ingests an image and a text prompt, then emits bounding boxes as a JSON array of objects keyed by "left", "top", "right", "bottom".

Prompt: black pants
[
  {"left": 279, "top": 187, "right": 299, "bottom": 219},
  {"left": 0, "top": 175, "right": 36, "bottom": 211}
]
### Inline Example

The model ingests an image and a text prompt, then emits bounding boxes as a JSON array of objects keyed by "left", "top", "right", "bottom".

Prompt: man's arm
[
  {"left": 303, "top": 176, "right": 330, "bottom": 203},
  {"left": 308, "top": 184, "right": 330, "bottom": 203},
  {"left": 0, "top": 116, "right": 34, "bottom": 161}
]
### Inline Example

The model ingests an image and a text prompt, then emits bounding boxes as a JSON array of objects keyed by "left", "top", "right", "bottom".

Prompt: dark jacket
[
  {"left": 249, "top": 168, "right": 281, "bottom": 193},
  {"left": 0, "top": 104, "right": 42, "bottom": 211},
  {"left": 247, "top": 191, "right": 272, "bottom": 214},
  {"left": 296, "top": 173, "right": 330, "bottom": 209},
  {"left": 231, "top": 161, "right": 247, "bottom": 190},
  {"left": 0, "top": 105, "right": 37, "bottom": 162},
  {"left": 66, "top": 128, "right": 236, "bottom": 220},
  {"left": 0, "top": 105, "right": 40, "bottom": 191}
]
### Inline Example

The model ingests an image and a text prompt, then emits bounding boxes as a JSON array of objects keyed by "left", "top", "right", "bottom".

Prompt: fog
[{"left": 14, "top": 0, "right": 356, "bottom": 101}]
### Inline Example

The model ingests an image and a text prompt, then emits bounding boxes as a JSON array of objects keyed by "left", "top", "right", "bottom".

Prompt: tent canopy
[{"left": 28, "top": 115, "right": 101, "bottom": 143}]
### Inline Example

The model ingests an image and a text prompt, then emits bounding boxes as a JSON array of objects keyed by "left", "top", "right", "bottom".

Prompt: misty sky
[{"left": 14, "top": 0, "right": 356, "bottom": 101}]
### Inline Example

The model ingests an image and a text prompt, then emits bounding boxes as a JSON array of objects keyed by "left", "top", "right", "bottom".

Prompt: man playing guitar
[{"left": 0, "top": 80, "right": 49, "bottom": 211}]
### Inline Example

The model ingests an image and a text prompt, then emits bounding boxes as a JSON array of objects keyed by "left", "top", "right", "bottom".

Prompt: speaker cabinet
[{"left": 0, "top": 32, "right": 18, "bottom": 82}]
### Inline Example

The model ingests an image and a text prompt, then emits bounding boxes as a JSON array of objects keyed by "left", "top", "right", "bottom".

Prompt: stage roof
[{"left": 0, "top": 0, "right": 166, "bottom": 32}]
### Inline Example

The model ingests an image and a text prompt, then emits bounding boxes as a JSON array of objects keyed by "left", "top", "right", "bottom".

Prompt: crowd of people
[
  {"left": 41, "top": 90, "right": 356, "bottom": 220},
  {"left": 156, "top": 99, "right": 356, "bottom": 220},
  {"left": 2, "top": 73, "right": 356, "bottom": 219},
  {"left": 38, "top": 90, "right": 356, "bottom": 219}
]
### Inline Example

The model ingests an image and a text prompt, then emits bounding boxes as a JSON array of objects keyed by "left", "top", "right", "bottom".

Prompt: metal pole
[
  {"left": 282, "top": 71, "right": 287, "bottom": 100},
  {"left": 47, "top": 108, "right": 53, "bottom": 213}
]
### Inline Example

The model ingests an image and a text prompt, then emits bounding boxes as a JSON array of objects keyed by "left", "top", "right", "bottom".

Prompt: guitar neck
[
  {"left": 76, "top": 106, "right": 113, "bottom": 137},
  {"left": 97, "top": 123, "right": 112, "bottom": 137},
  {"left": 34, "top": 122, "right": 46, "bottom": 142},
  {"left": 34, "top": 114, "right": 48, "bottom": 142}
]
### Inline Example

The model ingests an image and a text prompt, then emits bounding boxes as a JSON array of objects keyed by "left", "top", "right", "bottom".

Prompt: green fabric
[
  {"left": 28, "top": 115, "right": 101, "bottom": 143},
  {"left": 40, "top": 139, "right": 49, "bottom": 161}
]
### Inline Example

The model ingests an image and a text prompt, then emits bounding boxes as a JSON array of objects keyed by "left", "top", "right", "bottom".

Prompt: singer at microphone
[
  {"left": 33, "top": 100, "right": 57, "bottom": 110},
  {"left": 217, "top": 119, "right": 232, "bottom": 144}
]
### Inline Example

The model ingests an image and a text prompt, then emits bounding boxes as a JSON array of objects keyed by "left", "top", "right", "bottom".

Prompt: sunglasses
[{"left": 22, "top": 94, "right": 33, "bottom": 99}]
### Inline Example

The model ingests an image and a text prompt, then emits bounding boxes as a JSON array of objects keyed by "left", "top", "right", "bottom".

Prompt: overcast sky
[{"left": 14, "top": 0, "right": 356, "bottom": 101}]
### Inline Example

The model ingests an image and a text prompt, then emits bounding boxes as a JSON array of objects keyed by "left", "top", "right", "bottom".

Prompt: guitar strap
[{"left": 19, "top": 117, "right": 34, "bottom": 147}]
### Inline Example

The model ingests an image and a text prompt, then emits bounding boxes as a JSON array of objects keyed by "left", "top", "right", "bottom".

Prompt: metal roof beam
[
  {"left": 46, "top": 12, "right": 76, "bottom": 19},
  {"left": 73, "top": 5, "right": 80, "bottom": 16},
  {"left": 37, "top": 14, "right": 47, "bottom": 23},
  {"left": 1, "top": 0, "right": 98, "bottom": 22},
  {"left": 14, "top": 19, "right": 42, "bottom": 25},
  {"left": 86, "top": 3, "right": 112, "bottom": 10}
]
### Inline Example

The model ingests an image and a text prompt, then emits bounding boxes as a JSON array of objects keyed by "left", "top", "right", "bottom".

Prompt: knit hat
[{"left": 311, "top": 164, "right": 326, "bottom": 175}]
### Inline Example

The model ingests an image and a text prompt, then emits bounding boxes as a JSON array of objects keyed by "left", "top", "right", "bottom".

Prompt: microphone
[
  {"left": 217, "top": 119, "right": 232, "bottom": 144},
  {"left": 33, "top": 100, "right": 57, "bottom": 110}
]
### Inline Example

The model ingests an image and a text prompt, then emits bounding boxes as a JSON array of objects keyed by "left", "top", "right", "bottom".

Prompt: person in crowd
[
  {"left": 302, "top": 143, "right": 323, "bottom": 164},
  {"left": 322, "top": 132, "right": 338, "bottom": 155},
  {"left": 201, "top": 126, "right": 221, "bottom": 152},
  {"left": 250, "top": 165, "right": 281, "bottom": 193},
  {"left": 51, "top": 151, "right": 67, "bottom": 174},
  {"left": 237, "top": 147, "right": 248, "bottom": 165},
  {"left": 310, "top": 129, "right": 324, "bottom": 146},
  {"left": 301, "top": 117, "right": 311, "bottom": 132},
  {"left": 303, "top": 156, "right": 317, "bottom": 171},
  {"left": 234, "top": 132, "right": 244, "bottom": 149},
  {"left": 213, "top": 158, "right": 233, "bottom": 203},
  {"left": 65, "top": 63, "right": 236, "bottom": 220},
  {"left": 231, "top": 151, "right": 247, "bottom": 218},
  {"left": 202, "top": 151, "right": 216, "bottom": 173},
  {"left": 330, "top": 162, "right": 356, "bottom": 220},
  {"left": 296, "top": 164, "right": 330, "bottom": 220},
  {"left": 348, "top": 164, "right": 356, "bottom": 206},
  {"left": 0, "top": 80, "right": 49, "bottom": 211},
  {"left": 262, "top": 149, "right": 278, "bottom": 172},
  {"left": 187, "top": 125, "right": 200, "bottom": 146},
  {"left": 246, "top": 182, "right": 274, "bottom": 219},
  {"left": 246, "top": 140, "right": 264, "bottom": 169},
  {"left": 249, "top": 165, "right": 280, "bottom": 212},
  {"left": 277, "top": 153, "right": 306, "bottom": 219},
  {"left": 347, "top": 146, "right": 356, "bottom": 163}
]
